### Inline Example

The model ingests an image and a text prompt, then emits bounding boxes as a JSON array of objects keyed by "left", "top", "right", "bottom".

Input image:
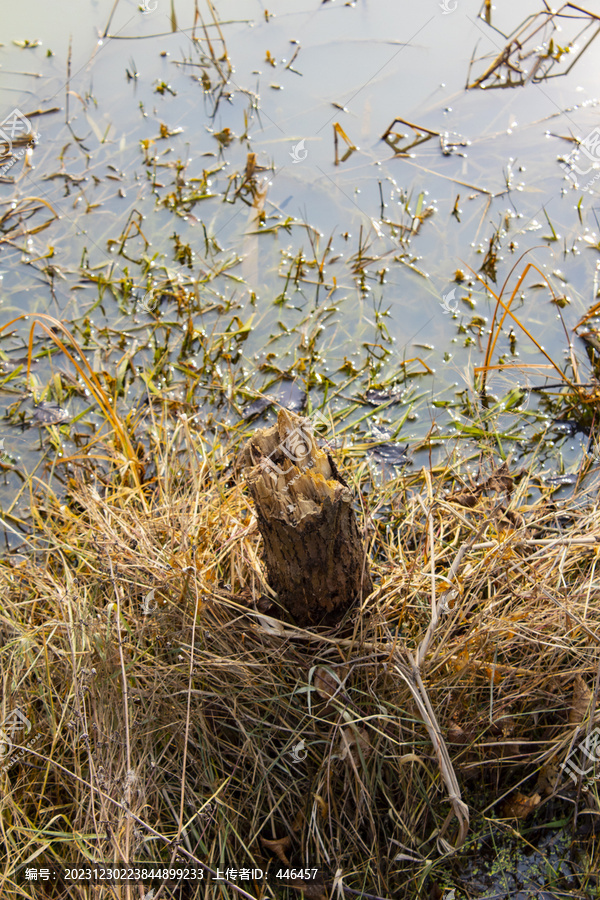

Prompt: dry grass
[{"left": 1, "top": 399, "right": 600, "bottom": 900}]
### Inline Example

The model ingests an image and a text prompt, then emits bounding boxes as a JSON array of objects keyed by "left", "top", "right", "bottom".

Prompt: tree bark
[{"left": 241, "top": 409, "right": 373, "bottom": 627}]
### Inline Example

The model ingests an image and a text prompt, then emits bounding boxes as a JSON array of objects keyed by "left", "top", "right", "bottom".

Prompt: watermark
[
  {"left": 257, "top": 411, "right": 335, "bottom": 517},
  {"left": 0, "top": 707, "right": 41, "bottom": 772},
  {"left": 0, "top": 108, "right": 31, "bottom": 156},
  {"left": 140, "top": 0, "right": 158, "bottom": 12},
  {"left": 141, "top": 589, "right": 158, "bottom": 615},
  {"left": 0, "top": 708, "right": 32, "bottom": 756},
  {"left": 439, "top": 0, "right": 457, "bottom": 13},
  {"left": 439, "top": 589, "right": 458, "bottom": 614},
  {"left": 0, "top": 109, "right": 33, "bottom": 175},
  {"left": 560, "top": 726, "right": 600, "bottom": 785},
  {"left": 290, "top": 739, "right": 307, "bottom": 763},
  {"left": 440, "top": 287, "right": 459, "bottom": 315},
  {"left": 289, "top": 139, "right": 307, "bottom": 164},
  {"left": 214, "top": 867, "right": 264, "bottom": 882},
  {"left": 560, "top": 127, "right": 600, "bottom": 192},
  {"left": 24, "top": 869, "right": 52, "bottom": 882},
  {"left": 259, "top": 409, "right": 330, "bottom": 480},
  {"left": 0, "top": 108, "right": 33, "bottom": 177},
  {"left": 136, "top": 290, "right": 160, "bottom": 313}
]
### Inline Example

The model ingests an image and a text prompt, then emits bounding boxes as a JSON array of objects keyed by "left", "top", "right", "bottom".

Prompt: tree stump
[{"left": 241, "top": 409, "right": 373, "bottom": 626}]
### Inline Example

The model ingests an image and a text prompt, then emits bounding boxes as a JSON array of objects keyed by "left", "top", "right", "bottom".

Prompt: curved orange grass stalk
[
  {"left": 0, "top": 314, "right": 142, "bottom": 488},
  {"left": 466, "top": 251, "right": 576, "bottom": 393},
  {"left": 0, "top": 196, "right": 59, "bottom": 244}
]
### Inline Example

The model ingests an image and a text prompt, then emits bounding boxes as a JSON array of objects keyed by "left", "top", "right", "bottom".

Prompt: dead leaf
[
  {"left": 501, "top": 790, "right": 541, "bottom": 819},
  {"left": 485, "top": 665, "right": 503, "bottom": 685},
  {"left": 447, "top": 721, "right": 472, "bottom": 745},
  {"left": 260, "top": 834, "right": 291, "bottom": 864},
  {"left": 314, "top": 666, "right": 347, "bottom": 701},
  {"left": 256, "top": 595, "right": 273, "bottom": 614},
  {"left": 340, "top": 726, "right": 371, "bottom": 765},
  {"left": 289, "top": 876, "right": 328, "bottom": 899},
  {"left": 428, "top": 886, "right": 448, "bottom": 900},
  {"left": 537, "top": 761, "right": 561, "bottom": 796},
  {"left": 33, "top": 401, "right": 70, "bottom": 425},
  {"left": 313, "top": 794, "right": 328, "bottom": 819},
  {"left": 484, "top": 461, "right": 514, "bottom": 495},
  {"left": 500, "top": 717, "right": 516, "bottom": 738},
  {"left": 569, "top": 674, "right": 592, "bottom": 724},
  {"left": 275, "top": 867, "right": 327, "bottom": 898},
  {"left": 291, "top": 809, "right": 304, "bottom": 833},
  {"left": 448, "top": 490, "right": 479, "bottom": 508},
  {"left": 497, "top": 507, "right": 525, "bottom": 529}
]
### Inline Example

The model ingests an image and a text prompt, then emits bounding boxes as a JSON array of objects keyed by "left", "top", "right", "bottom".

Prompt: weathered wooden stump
[{"left": 241, "top": 409, "right": 373, "bottom": 626}]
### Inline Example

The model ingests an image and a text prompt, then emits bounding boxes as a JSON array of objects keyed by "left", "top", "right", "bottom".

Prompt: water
[
  {"left": 460, "top": 826, "right": 577, "bottom": 899},
  {"left": 1, "top": 0, "right": 600, "bottom": 527}
]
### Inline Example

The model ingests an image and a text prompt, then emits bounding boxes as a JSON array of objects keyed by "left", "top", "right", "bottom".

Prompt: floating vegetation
[
  {"left": 332, "top": 121, "right": 358, "bottom": 165},
  {"left": 468, "top": 3, "right": 600, "bottom": 89},
  {"left": 382, "top": 117, "right": 440, "bottom": 156}
]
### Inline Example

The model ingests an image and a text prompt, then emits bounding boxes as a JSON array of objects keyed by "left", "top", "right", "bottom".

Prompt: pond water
[{"left": 1, "top": 0, "right": 600, "bottom": 537}]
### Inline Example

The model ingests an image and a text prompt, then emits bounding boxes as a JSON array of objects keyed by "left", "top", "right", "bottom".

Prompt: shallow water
[
  {"left": 1, "top": 0, "right": 600, "bottom": 526},
  {"left": 460, "top": 826, "right": 576, "bottom": 899}
]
